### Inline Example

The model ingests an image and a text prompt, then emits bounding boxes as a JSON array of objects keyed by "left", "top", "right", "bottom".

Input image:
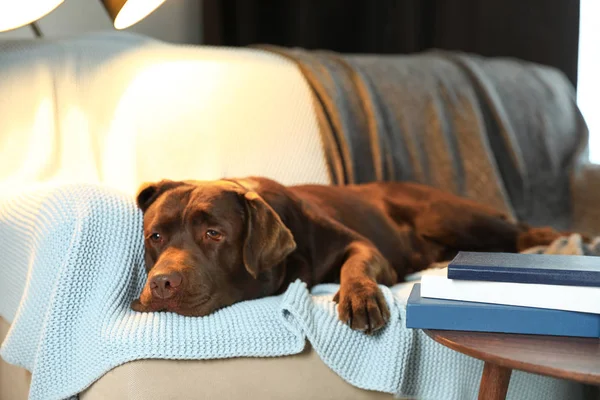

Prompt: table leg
[{"left": 478, "top": 362, "right": 512, "bottom": 400}]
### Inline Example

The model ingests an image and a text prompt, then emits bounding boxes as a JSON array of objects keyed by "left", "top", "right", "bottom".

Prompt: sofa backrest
[
  {"left": 264, "top": 46, "right": 589, "bottom": 229},
  {"left": 0, "top": 32, "right": 330, "bottom": 196}
]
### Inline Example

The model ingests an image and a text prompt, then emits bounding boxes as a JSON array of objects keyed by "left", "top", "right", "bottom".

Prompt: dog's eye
[
  {"left": 149, "top": 232, "right": 163, "bottom": 243},
  {"left": 206, "top": 230, "right": 223, "bottom": 241}
]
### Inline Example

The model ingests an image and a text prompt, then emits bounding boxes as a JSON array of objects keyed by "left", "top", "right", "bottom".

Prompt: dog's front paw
[
  {"left": 130, "top": 298, "right": 150, "bottom": 312},
  {"left": 333, "top": 279, "right": 390, "bottom": 334}
]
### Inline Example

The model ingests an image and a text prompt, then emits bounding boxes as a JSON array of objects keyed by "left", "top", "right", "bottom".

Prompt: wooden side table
[{"left": 424, "top": 330, "right": 600, "bottom": 400}]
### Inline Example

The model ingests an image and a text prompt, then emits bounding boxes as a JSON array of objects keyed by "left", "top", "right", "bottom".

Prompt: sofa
[{"left": 0, "top": 31, "right": 597, "bottom": 400}]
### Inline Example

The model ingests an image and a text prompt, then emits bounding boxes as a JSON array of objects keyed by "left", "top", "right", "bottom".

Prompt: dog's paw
[
  {"left": 517, "top": 227, "right": 564, "bottom": 251},
  {"left": 130, "top": 298, "right": 149, "bottom": 312},
  {"left": 334, "top": 279, "right": 390, "bottom": 334}
]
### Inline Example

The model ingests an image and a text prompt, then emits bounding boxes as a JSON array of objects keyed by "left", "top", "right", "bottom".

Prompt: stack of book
[{"left": 406, "top": 252, "right": 600, "bottom": 338}]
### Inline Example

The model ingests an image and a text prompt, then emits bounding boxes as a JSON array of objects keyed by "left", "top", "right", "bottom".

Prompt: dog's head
[{"left": 131, "top": 179, "right": 297, "bottom": 316}]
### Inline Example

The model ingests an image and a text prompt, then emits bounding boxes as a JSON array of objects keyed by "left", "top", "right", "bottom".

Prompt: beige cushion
[
  {"left": 80, "top": 347, "right": 394, "bottom": 400},
  {"left": 0, "top": 33, "right": 330, "bottom": 196},
  {"left": 1, "top": 317, "right": 392, "bottom": 400},
  {"left": 0, "top": 317, "right": 31, "bottom": 400}
]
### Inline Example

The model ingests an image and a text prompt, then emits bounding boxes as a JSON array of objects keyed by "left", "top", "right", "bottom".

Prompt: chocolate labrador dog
[{"left": 131, "top": 177, "right": 564, "bottom": 333}]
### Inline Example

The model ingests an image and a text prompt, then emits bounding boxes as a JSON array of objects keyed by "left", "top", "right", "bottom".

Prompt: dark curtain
[{"left": 202, "top": 0, "right": 580, "bottom": 88}]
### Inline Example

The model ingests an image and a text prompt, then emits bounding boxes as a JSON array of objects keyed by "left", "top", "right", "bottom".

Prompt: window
[{"left": 578, "top": 0, "right": 600, "bottom": 162}]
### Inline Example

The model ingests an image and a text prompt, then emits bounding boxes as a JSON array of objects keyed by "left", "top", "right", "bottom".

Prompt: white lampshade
[
  {"left": 0, "top": 0, "right": 64, "bottom": 32},
  {"left": 101, "top": 0, "right": 168, "bottom": 30}
]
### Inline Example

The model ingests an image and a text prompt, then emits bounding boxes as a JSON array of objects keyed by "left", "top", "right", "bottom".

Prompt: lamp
[
  {"left": 0, "top": 0, "right": 167, "bottom": 37},
  {"left": 101, "top": 0, "right": 168, "bottom": 30},
  {"left": 0, "top": 0, "right": 64, "bottom": 32}
]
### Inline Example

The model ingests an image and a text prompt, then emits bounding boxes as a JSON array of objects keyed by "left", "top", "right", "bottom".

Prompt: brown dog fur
[{"left": 131, "top": 177, "right": 567, "bottom": 334}]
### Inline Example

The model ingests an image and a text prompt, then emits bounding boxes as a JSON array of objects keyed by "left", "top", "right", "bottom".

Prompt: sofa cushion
[{"left": 79, "top": 344, "right": 392, "bottom": 400}]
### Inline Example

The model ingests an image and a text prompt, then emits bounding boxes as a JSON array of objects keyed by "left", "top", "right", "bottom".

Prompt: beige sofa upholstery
[
  {"left": 79, "top": 353, "right": 391, "bottom": 400},
  {"left": 0, "top": 32, "right": 330, "bottom": 196},
  {"left": 0, "top": 317, "right": 391, "bottom": 400},
  {"left": 0, "top": 318, "right": 30, "bottom": 400}
]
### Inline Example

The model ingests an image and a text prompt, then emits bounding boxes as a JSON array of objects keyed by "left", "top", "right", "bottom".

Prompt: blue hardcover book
[
  {"left": 447, "top": 251, "right": 600, "bottom": 287},
  {"left": 406, "top": 284, "right": 600, "bottom": 338}
]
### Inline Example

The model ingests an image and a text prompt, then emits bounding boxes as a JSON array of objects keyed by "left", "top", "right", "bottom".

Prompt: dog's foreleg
[{"left": 333, "top": 241, "right": 396, "bottom": 334}]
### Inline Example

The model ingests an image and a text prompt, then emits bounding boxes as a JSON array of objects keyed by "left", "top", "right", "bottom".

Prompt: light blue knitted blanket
[{"left": 0, "top": 184, "right": 585, "bottom": 400}]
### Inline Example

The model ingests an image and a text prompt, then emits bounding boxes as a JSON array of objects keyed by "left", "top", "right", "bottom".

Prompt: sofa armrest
[{"left": 572, "top": 163, "right": 600, "bottom": 236}]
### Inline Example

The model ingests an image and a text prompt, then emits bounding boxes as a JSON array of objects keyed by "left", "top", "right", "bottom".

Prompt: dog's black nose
[{"left": 149, "top": 271, "right": 183, "bottom": 300}]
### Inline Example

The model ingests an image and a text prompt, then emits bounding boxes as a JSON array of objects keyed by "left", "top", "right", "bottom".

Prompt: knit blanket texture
[{"left": 0, "top": 184, "right": 586, "bottom": 400}]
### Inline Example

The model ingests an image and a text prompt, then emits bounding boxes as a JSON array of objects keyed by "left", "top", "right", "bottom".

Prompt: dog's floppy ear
[
  {"left": 242, "top": 191, "right": 296, "bottom": 279},
  {"left": 136, "top": 180, "right": 183, "bottom": 212}
]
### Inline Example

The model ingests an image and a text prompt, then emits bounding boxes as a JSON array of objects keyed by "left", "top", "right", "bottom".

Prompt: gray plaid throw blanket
[
  {"left": 523, "top": 233, "right": 600, "bottom": 256},
  {"left": 259, "top": 46, "right": 588, "bottom": 232}
]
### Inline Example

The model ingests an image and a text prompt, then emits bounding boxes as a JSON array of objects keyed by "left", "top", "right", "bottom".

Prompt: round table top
[{"left": 424, "top": 330, "right": 600, "bottom": 385}]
